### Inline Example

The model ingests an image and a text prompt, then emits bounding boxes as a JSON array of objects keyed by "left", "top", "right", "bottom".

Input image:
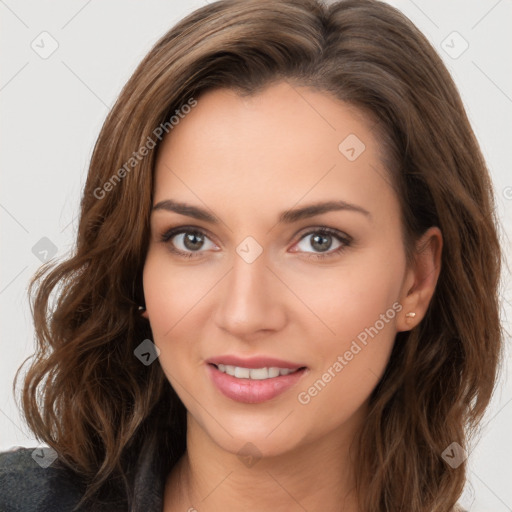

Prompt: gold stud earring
[{"left": 405, "top": 312, "right": 416, "bottom": 318}]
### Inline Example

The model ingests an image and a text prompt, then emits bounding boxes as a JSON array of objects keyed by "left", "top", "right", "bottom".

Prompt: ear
[{"left": 396, "top": 226, "right": 443, "bottom": 332}]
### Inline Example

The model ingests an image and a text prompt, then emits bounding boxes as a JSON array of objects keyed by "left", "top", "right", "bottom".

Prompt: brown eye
[
  {"left": 292, "top": 228, "right": 352, "bottom": 260},
  {"left": 161, "top": 227, "right": 218, "bottom": 258}
]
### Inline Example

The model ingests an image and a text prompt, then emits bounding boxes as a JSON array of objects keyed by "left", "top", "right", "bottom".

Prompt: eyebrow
[{"left": 152, "top": 199, "right": 371, "bottom": 224}]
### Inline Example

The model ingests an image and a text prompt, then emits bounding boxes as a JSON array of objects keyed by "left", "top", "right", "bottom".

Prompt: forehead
[{"left": 153, "top": 82, "right": 397, "bottom": 225}]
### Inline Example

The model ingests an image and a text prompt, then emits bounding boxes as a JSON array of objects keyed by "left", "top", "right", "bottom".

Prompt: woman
[{"left": 0, "top": 0, "right": 503, "bottom": 510}]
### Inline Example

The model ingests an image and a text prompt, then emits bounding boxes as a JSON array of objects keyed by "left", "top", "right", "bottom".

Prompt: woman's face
[{"left": 143, "top": 81, "right": 421, "bottom": 457}]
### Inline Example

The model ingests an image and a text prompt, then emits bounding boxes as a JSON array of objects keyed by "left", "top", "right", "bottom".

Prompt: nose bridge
[
  {"left": 233, "top": 246, "right": 267, "bottom": 292},
  {"left": 213, "top": 245, "right": 285, "bottom": 336}
]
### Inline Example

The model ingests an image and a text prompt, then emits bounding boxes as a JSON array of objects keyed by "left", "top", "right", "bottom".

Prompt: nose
[{"left": 213, "top": 250, "right": 287, "bottom": 339}]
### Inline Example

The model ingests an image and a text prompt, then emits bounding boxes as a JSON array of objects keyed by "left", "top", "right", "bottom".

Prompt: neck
[{"left": 164, "top": 407, "right": 366, "bottom": 512}]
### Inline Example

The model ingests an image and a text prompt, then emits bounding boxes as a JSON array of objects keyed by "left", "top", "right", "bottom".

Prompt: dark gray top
[{"left": 0, "top": 447, "right": 164, "bottom": 511}]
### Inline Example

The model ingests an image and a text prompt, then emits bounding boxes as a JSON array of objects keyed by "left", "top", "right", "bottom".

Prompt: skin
[{"left": 142, "top": 81, "right": 442, "bottom": 511}]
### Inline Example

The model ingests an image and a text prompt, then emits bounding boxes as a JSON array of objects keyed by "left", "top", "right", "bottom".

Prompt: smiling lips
[{"left": 206, "top": 355, "right": 308, "bottom": 403}]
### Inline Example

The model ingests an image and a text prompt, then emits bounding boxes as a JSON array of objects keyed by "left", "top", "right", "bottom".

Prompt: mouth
[
  {"left": 209, "top": 363, "right": 307, "bottom": 380},
  {"left": 206, "top": 362, "right": 308, "bottom": 404}
]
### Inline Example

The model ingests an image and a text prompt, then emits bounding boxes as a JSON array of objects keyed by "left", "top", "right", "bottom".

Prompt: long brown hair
[{"left": 16, "top": 0, "right": 503, "bottom": 510}]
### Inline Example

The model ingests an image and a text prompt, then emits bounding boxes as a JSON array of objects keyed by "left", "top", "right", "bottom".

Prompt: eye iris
[
  {"left": 183, "top": 232, "right": 204, "bottom": 251},
  {"left": 311, "top": 233, "right": 332, "bottom": 252}
]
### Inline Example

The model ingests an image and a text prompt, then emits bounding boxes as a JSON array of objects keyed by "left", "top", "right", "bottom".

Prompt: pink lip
[
  {"left": 206, "top": 354, "right": 306, "bottom": 370},
  {"left": 206, "top": 363, "right": 308, "bottom": 404}
]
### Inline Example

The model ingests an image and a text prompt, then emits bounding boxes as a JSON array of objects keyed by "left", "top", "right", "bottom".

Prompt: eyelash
[{"left": 159, "top": 225, "right": 352, "bottom": 261}]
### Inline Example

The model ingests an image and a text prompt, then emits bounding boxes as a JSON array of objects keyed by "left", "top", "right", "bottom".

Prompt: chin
[{"left": 199, "top": 414, "right": 305, "bottom": 459}]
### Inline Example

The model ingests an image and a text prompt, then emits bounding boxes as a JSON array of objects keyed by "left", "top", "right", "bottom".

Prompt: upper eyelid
[{"left": 161, "top": 226, "right": 220, "bottom": 246}]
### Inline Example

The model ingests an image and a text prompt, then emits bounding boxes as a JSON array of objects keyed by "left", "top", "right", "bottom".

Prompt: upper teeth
[{"left": 216, "top": 364, "right": 297, "bottom": 380}]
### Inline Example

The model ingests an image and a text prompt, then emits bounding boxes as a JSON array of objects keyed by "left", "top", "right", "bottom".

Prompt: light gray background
[{"left": 1, "top": 1, "right": 511, "bottom": 510}]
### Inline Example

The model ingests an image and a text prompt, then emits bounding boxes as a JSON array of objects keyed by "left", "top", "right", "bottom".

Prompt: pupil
[
  {"left": 184, "top": 232, "right": 203, "bottom": 251},
  {"left": 311, "top": 234, "right": 331, "bottom": 252}
]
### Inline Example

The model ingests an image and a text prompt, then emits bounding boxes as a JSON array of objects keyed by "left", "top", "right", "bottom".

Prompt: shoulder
[{"left": 0, "top": 447, "right": 86, "bottom": 512}]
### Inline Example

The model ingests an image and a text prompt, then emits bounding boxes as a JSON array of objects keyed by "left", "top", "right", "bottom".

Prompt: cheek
[
  {"left": 142, "top": 249, "right": 217, "bottom": 339},
  {"left": 142, "top": 252, "right": 187, "bottom": 365},
  {"left": 295, "top": 291, "right": 399, "bottom": 434},
  {"left": 295, "top": 335, "right": 394, "bottom": 441},
  {"left": 280, "top": 245, "right": 404, "bottom": 347},
  {"left": 292, "top": 251, "right": 403, "bottom": 422},
  {"left": 142, "top": 250, "right": 220, "bottom": 389}
]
